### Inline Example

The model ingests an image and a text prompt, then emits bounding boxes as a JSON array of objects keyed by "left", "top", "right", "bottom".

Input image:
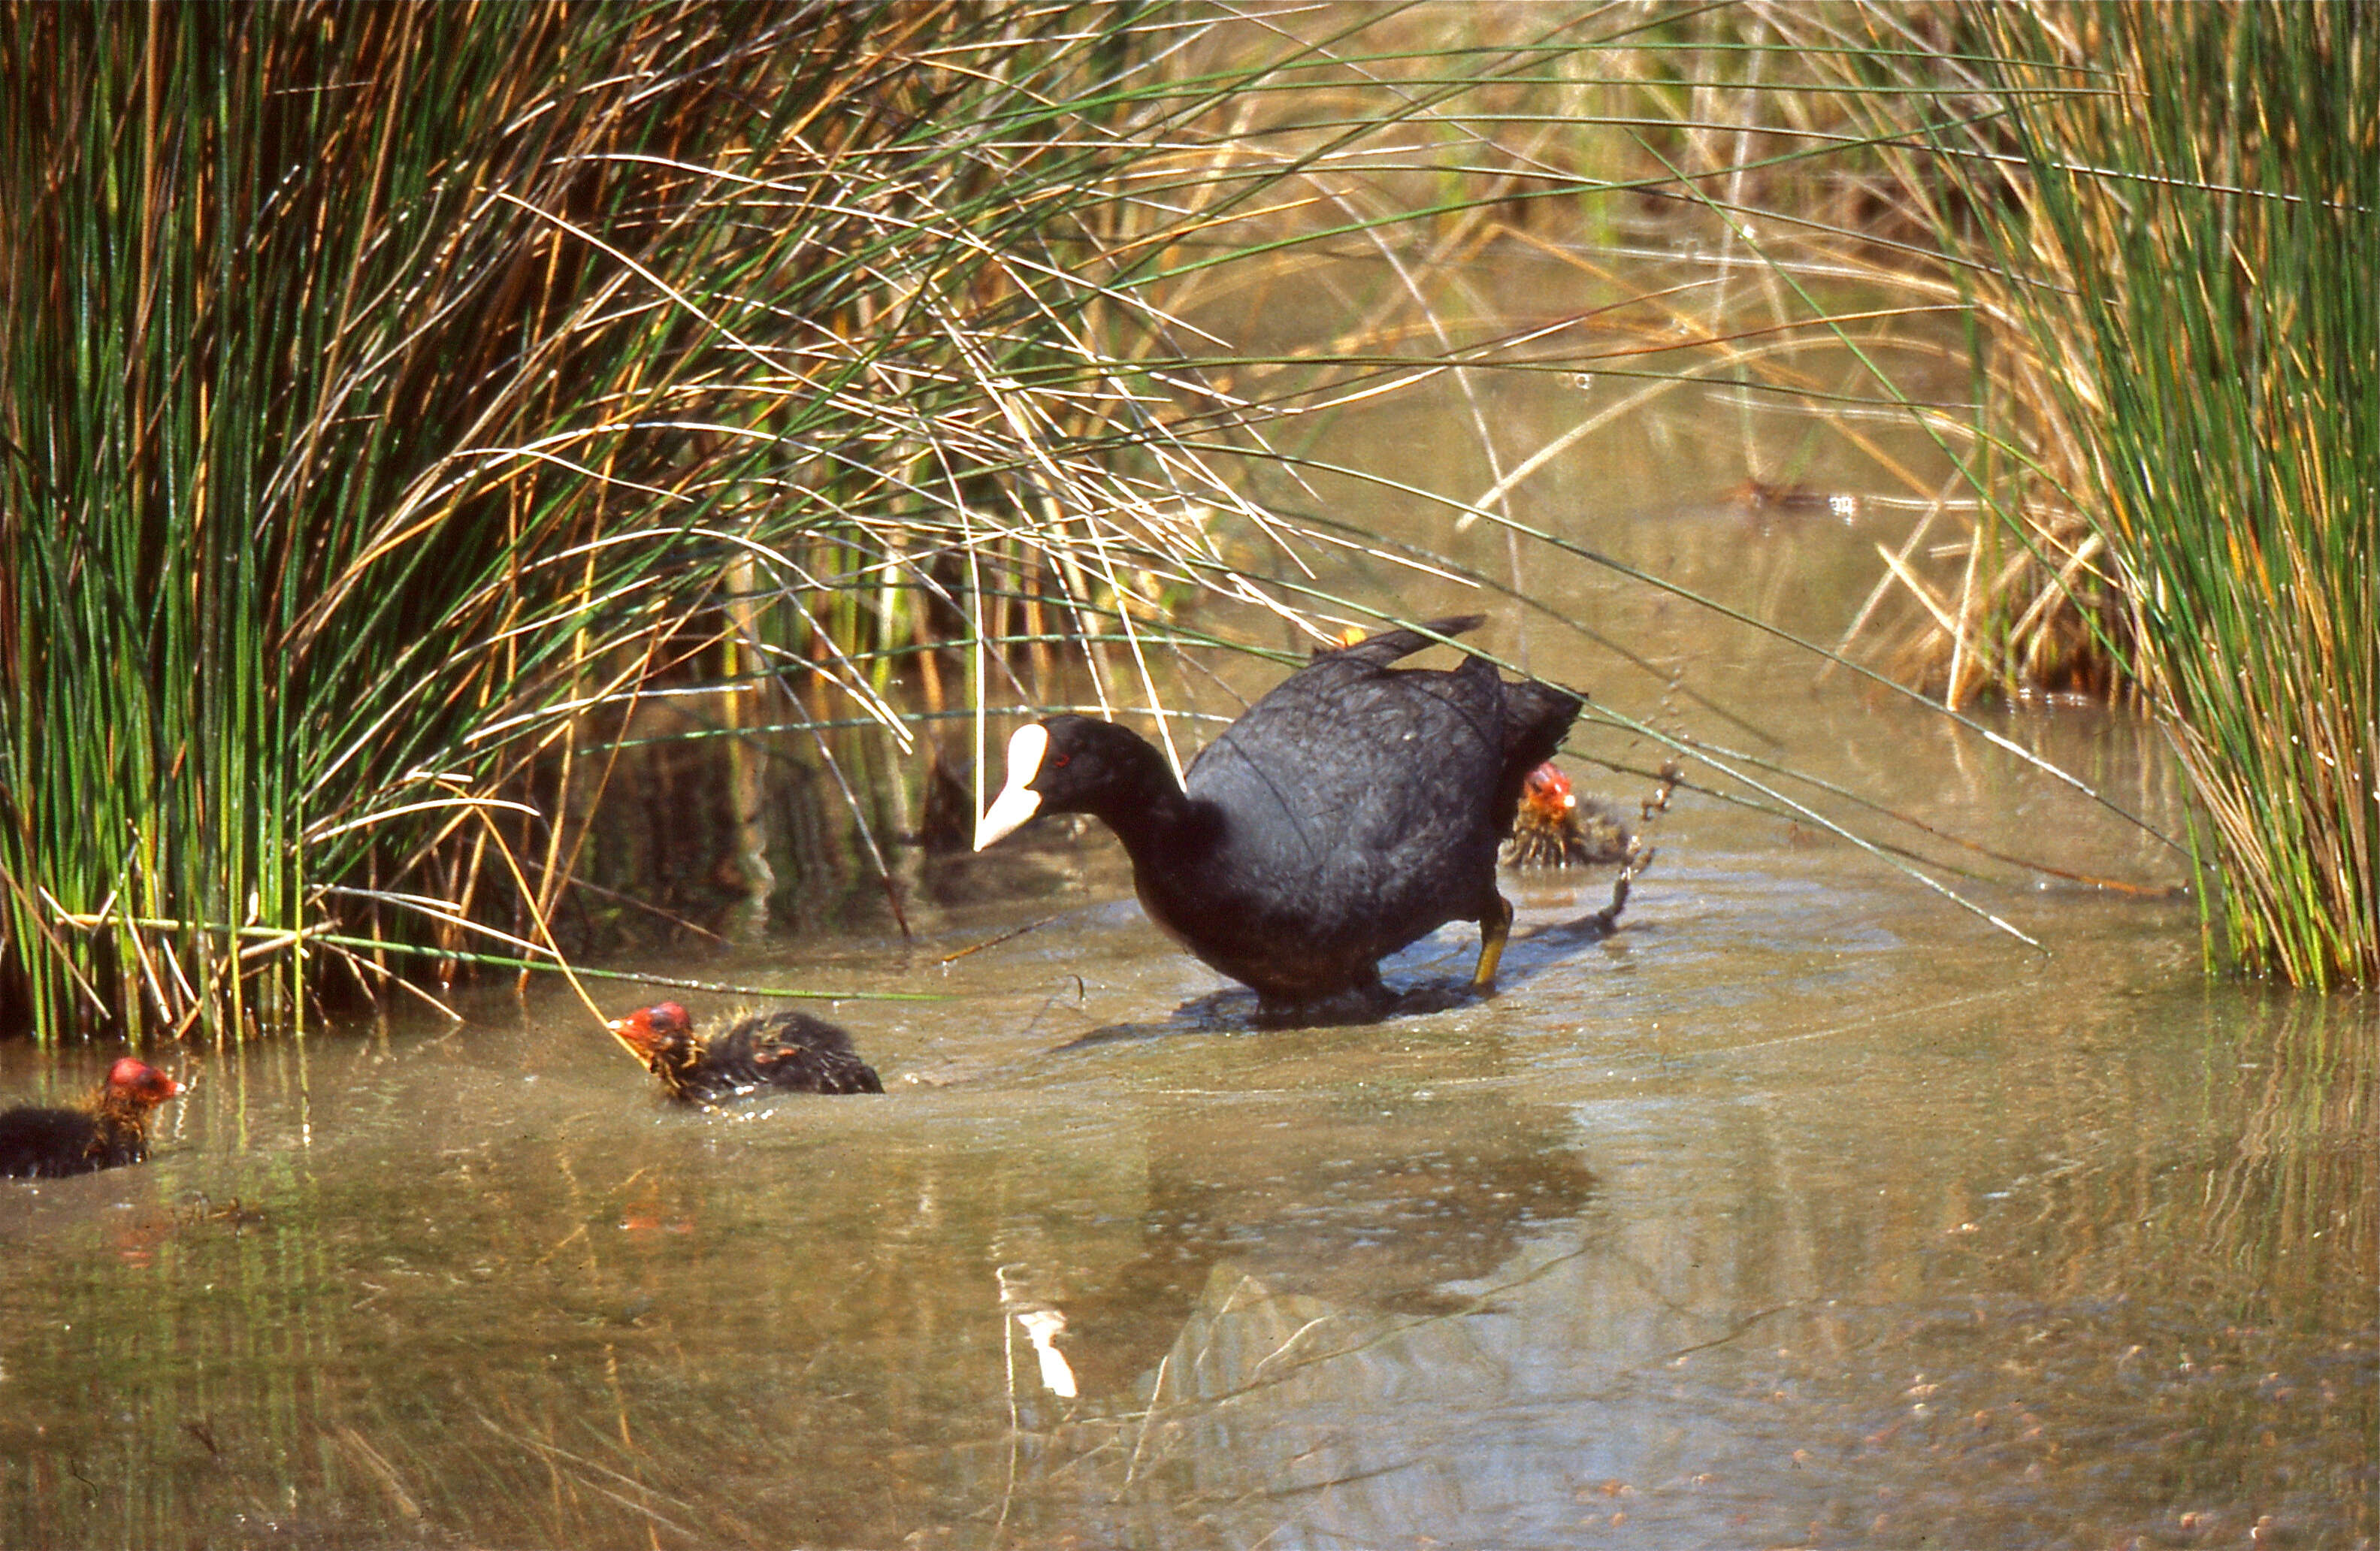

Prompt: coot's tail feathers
[
  {"left": 1494, "top": 679, "right": 1586, "bottom": 830},
  {"left": 1506, "top": 679, "right": 1585, "bottom": 761},
  {"left": 1330, "top": 613, "right": 1487, "bottom": 666}
]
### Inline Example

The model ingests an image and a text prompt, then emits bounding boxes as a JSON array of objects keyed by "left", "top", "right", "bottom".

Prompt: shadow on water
[{"left": 1052, "top": 902, "right": 1629, "bottom": 1045}]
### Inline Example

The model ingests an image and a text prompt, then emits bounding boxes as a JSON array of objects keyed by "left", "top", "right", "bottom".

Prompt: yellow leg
[{"left": 1473, "top": 892, "right": 1514, "bottom": 987}]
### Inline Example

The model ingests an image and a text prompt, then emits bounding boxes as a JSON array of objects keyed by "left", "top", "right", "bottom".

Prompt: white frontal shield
[{"left": 973, "top": 723, "right": 1051, "bottom": 850}]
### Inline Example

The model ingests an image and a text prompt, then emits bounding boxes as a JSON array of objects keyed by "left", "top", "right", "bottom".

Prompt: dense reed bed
[
  {"left": 1789, "top": 4, "right": 2372, "bottom": 984},
  {"left": 1635, "top": 2, "right": 2374, "bottom": 984},
  {"left": 1940, "top": 4, "right": 2374, "bottom": 986},
  {"left": 0, "top": 2, "right": 1305, "bottom": 1039}
]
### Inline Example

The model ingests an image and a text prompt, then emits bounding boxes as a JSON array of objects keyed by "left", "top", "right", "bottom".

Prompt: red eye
[{"left": 1052, "top": 752, "right": 1070, "bottom": 768}]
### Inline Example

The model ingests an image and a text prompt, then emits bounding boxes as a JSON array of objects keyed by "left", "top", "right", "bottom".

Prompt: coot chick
[
  {"left": 973, "top": 615, "right": 1581, "bottom": 1011},
  {"left": 1503, "top": 761, "right": 1632, "bottom": 868},
  {"left": 609, "top": 1001, "right": 884, "bottom": 1102},
  {"left": 0, "top": 1058, "right": 185, "bottom": 1179}
]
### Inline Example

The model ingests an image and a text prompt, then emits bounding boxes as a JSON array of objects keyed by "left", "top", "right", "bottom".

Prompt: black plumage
[
  {"left": 608, "top": 1002, "right": 884, "bottom": 1102},
  {"left": 0, "top": 1058, "right": 185, "bottom": 1178},
  {"left": 973, "top": 615, "right": 1582, "bottom": 1010}
]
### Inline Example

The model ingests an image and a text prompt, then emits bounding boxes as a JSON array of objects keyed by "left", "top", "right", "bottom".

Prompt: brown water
[
  {"left": 4, "top": 263, "right": 2374, "bottom": 1549},
  {"left": 2, "top": 815, "right": 2371, "bottom": 1549}
]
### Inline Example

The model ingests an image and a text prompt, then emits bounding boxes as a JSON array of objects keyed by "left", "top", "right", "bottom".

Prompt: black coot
[
  {"left": 0, "top": 1058, "right": 186, "bottom": 1178},
  {"left": 609, "top": 1002, "right": 883, "bottom": 1102},
  {"left": 973, "top": 615, "right": 1581, "bottom": 1010}
]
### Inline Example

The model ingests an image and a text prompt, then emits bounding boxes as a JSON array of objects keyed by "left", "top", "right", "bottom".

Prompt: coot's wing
[
  {"left": 1320, "top": 621, "right": 1583, "bottom": 833},
  {"left": 1184, "top": 649, "right": 1513, "bottom": 950},
  {"left": 738, "top": 1012, "right": 885, "bottom": 1096},
  {"left": 1492, "top": 677, "right": 1585, "bottom": 830}
]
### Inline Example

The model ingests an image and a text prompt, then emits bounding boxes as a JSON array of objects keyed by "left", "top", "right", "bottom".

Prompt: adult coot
[
  {"left": 609, "top": 1001, "right": 883, "bottom": 1102},
  {"left": 0, "top": 1058, "right": 186, "bottom": 1178},
  {"left": 973, "top": 615, "right": 1581, "bottom": 1010}
]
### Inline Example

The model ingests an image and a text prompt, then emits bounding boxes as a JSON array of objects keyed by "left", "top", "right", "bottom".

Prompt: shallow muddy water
[
  {"left": 5, "top": 260, "right": 2375, "bottom": 1548},
  {"left": 2, "top": 802, "right": 2371, "bottom": 1549}
]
